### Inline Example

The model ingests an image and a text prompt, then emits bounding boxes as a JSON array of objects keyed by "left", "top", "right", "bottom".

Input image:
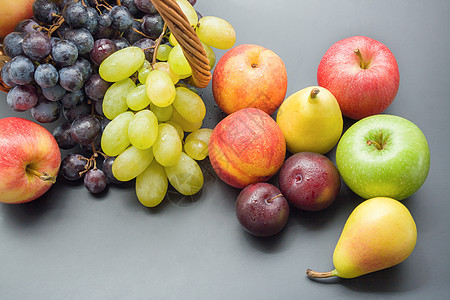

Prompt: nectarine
[{"left": 0, "top": 0, "right": 34, "bottom": 38}]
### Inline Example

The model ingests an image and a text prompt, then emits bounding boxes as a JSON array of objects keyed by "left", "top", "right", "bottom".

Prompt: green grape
[
  {"left": 169, "top": 32, "right": 178, "bottom": 46},
  {"left": 128, "top": 110, "right": 159, "bottom": 149},
  {"left": 150, "top": 102, "right": 173, "bottom": 122},
  {"left": 201, "top": 42, "right": 216, "bottom": 69},
  {"left": 175, "top": 0, "right": 198, "bottom": 27},
  {"left": 101, "top": 111, "right": 134, "bottom": 156},
  {"left": 138, "top": 60, "right": 152, "bottom": 84},
  {"left": 172, "top": 86, "right": 206, "bottom": 124},
  {"left": 156, "top": 44, "right": 172, "bottom": 61},
  {"left": 153, "top": 123, "right": 182, "bottom": 167},
  {"left": 185, "top": 128, "right": 213, "bottom": 145},
  {"left": 126, "top": 84, "right": 151, "bottom": 111},
  {"left": 164, "top": 152, "right": 204, "bottom": 196},
  {"left": 170, "top": 107, "right": 202, "bottom": 133},
  {"left": 167, "top": 44, "right": 192, "bottom": 77},
  {"left": 103, "top": 78, "right": 135, "bottom": 120},
  {"left": 145, "top": 69, "right": 176, "bottom": 107},
  {"left": 135, "top": 159, "right": 168, "bottom": 207},
  {"left": 165, "top": 120, "right": 184, "bottom": 140},
  {"left": 196, "top": 16, "right": 236, "bottom": 50},
  {"left": 112, "top": 145, "right": 154, "bottom": 181},
  {"left": 153, "top": 62, "right": 179, "bottom": 84},
  {"left": 184, "top": 139, "right": 208, "bottom": 160},
  {"left": 99, "top": 46, "right": 145, "bottom": 82}
]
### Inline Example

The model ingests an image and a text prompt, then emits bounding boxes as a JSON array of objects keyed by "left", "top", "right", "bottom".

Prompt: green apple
[{"left": 336, "top": 114, "right": 430, "bottom": 200}]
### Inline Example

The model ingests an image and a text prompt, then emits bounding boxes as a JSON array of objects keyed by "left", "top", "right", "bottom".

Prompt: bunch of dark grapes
[{"left": 0, "top": 0, "right": 199, "bottom": 194}]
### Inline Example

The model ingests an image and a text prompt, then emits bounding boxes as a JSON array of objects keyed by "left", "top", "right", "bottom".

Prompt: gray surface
[{"left": 1, "top": 0, "right": 450, "bottom": 299}]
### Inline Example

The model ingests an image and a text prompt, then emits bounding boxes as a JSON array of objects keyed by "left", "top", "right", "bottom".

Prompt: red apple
[
  {"left": 0, "top": 0, "right": 34, "bottom": 38},
  {"left": 317, "top": 36, "right": 399, "bottom": 120},
  {"left": 212, "top": 44, "right": 288, "bottom": 115},
  {"left": 0, "top": 117, "right": 61, "bottom": 204}
]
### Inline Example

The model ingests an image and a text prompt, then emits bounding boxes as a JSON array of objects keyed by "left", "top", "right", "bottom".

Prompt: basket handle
[{"left": 150, "top": 0, "right": 211, "bottom": 88}]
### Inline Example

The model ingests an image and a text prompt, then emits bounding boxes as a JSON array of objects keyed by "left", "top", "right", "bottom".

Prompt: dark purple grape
[
  {"left": 84, "top": 74, "right": 111, "bottom": 101},
  {"left": 58, "top": 0, "right": 77, "bottom": 10},
  {"left": 14, "top": 19, "right": 40, "bottom": 34},
  {"left": 94, "top": 101, "right": 104, "bottom": 117},
  {"left": 64, "top": 29, "right": 95, "bottom": 55},
  {"left": 3, "top": 32, "right": 26, "bottom": 58},
  {"left": 42, "top": 84, "right": 67, "bottom": 101},
  {"left": 50, "top": 37, "right": 62, "bottom": 47},
  {"left": 98, "top": 12, "right": 112, "bottom": 28},
  {"left": 60, "top": 153, "right": 88, "bottom": 180},
  {"left": 78, "top": 134, "right": 101, "bottom": 155},
  {"left": 94, "top": 25, "right": 115, "bottom": 40},
  {"left": 84, "top": 168, "right": 107, "bottom": 193},
  {"left": 7, "top": 55, "right": 35, "bottom": 85},
  {"left": 21, "top": 31, "right": 52, "bottom": 61},
  {"left": 123, "top": 20, "right": 145, "bottom": 44},
  {"left": 73, "top": 58, "right": 93, "bottom": 82},
  {"left": 59, "top": 65, "right": 85, "bottom": 92},
  {"left": 32, "top": 0, "right": 60, "bottom": 24},
  {"left": 70, "top": 114, "right": 101, "bottom": 145},
  {"left": 1, "top": 61, "right": 17, "bottom": 88},
  {"left": 188, "top": 0, "right": 197, "bottom": 6},
  {"left": 63, "top": 2, "right": 88, "bottom": 28},
  {"left": 122, "top": 0, "right": 140, "bottom": 16},
  {"left": 52, "top": 40, "right": 79, "bottom": 67},
  {"left": 89, "top": 38, "right": 117, "bottom": 66},
  {"left": 31, "top": 96, "right": 61, "bottom": 123},
  {"left": 133, "top": 38, "right": 155, "bottom": 62},
  {"left": 134, "top": 0, "right": 158, "bottom": 14},
  {"left": 56, "top": 23, "right": 71, "bottom": 39},
  {"left": 83, "top": 6, "right": 100, "bottom": 35},
  {"left": 100, "top": 117, "right": 110, "bottom": 131},
  {"left": 112, "top": 37, "right": 130, "bottom": 50},
  {"left": 53, "top": 121, "right": 77, "bottom": 149},
  {"left": 6, "top": 85, "right": 39, "bottom": 111},
  {"left": 103, "top": 157, "right": 121, "bottom": 184},
  {"left": 110, "top": 6, "right": 133, "bottom": 32},
  {"left": 35, "top": 63, "right": 59, "bottom": 88},
  {"left": 63, "top": 102, "right": 91, "bottom": 122},
  {"left": 141, "top": 14, "right": 164, "bottom": 39},
  {"left": 60, "top": 89, "right": 85, "bottom": 108}
]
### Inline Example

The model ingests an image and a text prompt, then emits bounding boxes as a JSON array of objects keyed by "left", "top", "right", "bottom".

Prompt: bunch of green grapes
[{"left": 98, "top": 0, "right": 236, "bottom": 207}]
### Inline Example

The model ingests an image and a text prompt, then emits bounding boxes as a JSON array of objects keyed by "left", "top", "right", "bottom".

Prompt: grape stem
[
  {"left": 26, "top": 167, "right": 57, "bottom": 184},
  {"left": 152, "top": 23, "right": 168, "bottom": 66}
]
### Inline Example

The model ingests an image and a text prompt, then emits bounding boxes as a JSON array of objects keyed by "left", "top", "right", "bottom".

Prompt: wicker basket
[{"left": 0, "top": 0, "right": 212, "bottom": 93}]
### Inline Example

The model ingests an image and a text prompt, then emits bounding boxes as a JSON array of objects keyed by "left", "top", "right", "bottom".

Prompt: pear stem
[
  {"left": 266, "top": 193, "right": 283, "bottom": 203},
  {"left": 354, "top": 49, "right": 366, "bottom": 69},
  {"left": 306, "top": 269, "right": 336, "bottom": 278},
  {"left": 26, "top": 167, "right": 57, "bottom": 184},
  {"left": 309, "top": 88, "right": 320, "bottom": 100}
]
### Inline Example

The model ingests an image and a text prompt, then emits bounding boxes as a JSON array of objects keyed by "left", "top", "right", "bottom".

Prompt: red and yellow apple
[
  {"left": 0, "top": 117, "right": 61, "bottom": 204},
  {"left": 0, "top": 0, "right": 34, "bottom": 38},
  {"left": 212, "top": 44, "right": 288, "bottom": 115},
  {"left": 208, "top": 108, "right": 286, "bottom": 189},
  {"left": 317, "top": 36, "right": 400, "bottom": 120}
]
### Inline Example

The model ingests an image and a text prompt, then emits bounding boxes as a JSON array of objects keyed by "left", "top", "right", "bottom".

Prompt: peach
[
  {"left": 212, "top": 44, "right": 288, "bottom": 115},
  {"left": 0, "top": 0, "right": 34, "bottom": 38},
  {"left": 208, "top": 108, "right": 286, "bottom": 189}
]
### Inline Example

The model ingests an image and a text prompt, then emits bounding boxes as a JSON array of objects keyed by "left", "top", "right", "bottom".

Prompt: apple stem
[
  {"left": 26, "top": 167, "right": 57, "bottom": 184},
  {"left": 366, "top": 139, "right": 383, "bottom": 150},
  {"left": 267, "top": 193, "right": 283, "bottom": 203},
  {"left": 306, "top": 269, "right": 336, "bottom": 278},
  {"left": 354, "top": 49, "right": 366, "bottom": 69},
  {"left": 309, "top": 88, "right": 320, "bottom": 99}
]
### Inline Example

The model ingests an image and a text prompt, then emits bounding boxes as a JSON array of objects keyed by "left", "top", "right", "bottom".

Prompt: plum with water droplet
[
  {"left": 278, "top": 152, "right": 340, "bottom": 211},
  {"left": 235, "top": 182, "right": 289, "bottom": 237}
]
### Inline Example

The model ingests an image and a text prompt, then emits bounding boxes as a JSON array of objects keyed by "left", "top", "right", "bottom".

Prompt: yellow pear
[
  {"left": 306, "top": 197, "right": 417, "bottom": 279},
  {"left": 276, "top": 86, "right": 343, "bottom": 154}
]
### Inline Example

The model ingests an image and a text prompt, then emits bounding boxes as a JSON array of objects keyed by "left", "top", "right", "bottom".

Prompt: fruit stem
[
  {"left": 366, "top": 139, "right": 382, "bottom": 150},
  {"left": 267, "top": 193, "right": 283, "bottom": 203},
  {"left": 306, "top": 269, "right": 336, "bottom": 278},
  {"left": 309, "top": 88, "right": 320, "bottom": 100},
  {"left": 26, "top": 167, "right": 57, "bottom": 184},
  {"left": 354, "top": 49, "right": 367, "bottom": 69}
]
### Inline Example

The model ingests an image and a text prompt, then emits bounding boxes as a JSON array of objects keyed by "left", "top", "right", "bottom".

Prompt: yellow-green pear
[{"left": 306, "top": 197, "right": 417, "bottom": 279}]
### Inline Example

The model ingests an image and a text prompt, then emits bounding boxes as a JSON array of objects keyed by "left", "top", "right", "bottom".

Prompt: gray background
[{"left": 1, "top": 0, "right": 450, "bottom": 299}]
